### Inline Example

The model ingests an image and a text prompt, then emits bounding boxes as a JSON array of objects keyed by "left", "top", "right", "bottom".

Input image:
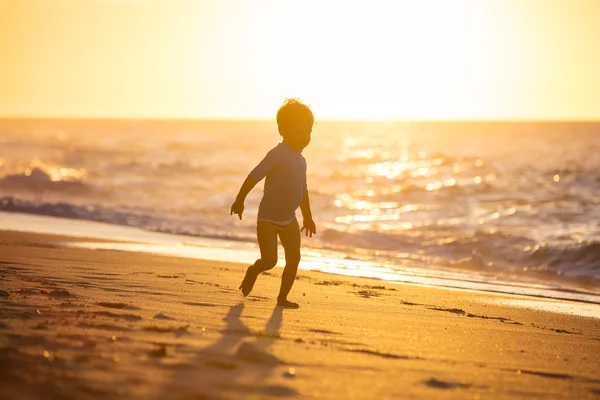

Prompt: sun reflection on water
[
  {"left": 28, "top": 160, "right": 87, "bottom": 182},
  {"left": 328, "top": 134, "right": 506, "bottom": 238},
  {"left": 0, "top": 158, "right": 87, "bottom": 184}
]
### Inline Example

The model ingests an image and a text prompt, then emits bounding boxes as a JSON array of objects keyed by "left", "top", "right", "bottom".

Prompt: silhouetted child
[{"left": 230, "top": 98, "right": 316, "bottom": 308}]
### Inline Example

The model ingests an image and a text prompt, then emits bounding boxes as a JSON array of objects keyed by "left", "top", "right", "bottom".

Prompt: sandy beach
[{"left": 1, "top": 229, "right": 599, "bottom": 400}]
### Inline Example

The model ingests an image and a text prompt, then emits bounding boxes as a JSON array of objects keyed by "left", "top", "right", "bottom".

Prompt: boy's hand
[
  {"left": 230, "top": 200, "right": 244, "bottom": 220},
  {"left": 301, "top": 218, "right": 316, "bottom": 237}
]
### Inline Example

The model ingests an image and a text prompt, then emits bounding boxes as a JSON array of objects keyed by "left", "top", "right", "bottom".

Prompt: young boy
[{"left": 230, "top": 98, "right": 316, "bottom": 309}]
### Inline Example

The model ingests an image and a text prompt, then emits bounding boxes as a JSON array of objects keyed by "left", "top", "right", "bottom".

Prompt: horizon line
[{"left": 1, "top": 115, "right": 600, "bottom": 123}]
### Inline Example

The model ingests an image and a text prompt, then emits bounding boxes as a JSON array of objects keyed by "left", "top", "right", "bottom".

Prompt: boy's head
[{"left": 276, "top": 98, "right": 314, "bottom": 151}]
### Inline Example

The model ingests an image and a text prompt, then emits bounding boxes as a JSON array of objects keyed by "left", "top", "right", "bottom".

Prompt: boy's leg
[
  {"left": 276, "top": 217, "right": 301, "bottom": 307},
  {"left": 239, "top": 220, "right": 279, "bottom": 296}
]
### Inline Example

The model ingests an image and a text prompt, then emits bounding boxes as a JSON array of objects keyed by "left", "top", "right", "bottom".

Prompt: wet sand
[{"left": 1, "top": 230, "right": 599, "bottom": 399}]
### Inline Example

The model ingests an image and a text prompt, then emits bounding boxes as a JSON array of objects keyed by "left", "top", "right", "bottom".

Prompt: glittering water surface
[{"left": 1, "top": 119, "right": 599, "bottom": 289}]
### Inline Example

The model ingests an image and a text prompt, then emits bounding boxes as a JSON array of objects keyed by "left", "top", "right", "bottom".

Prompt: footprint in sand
[
  {"left": 429, "top": 307, "right": 465, "bottom": 315},
  {"left": 345, "top": 348, "right": 417, "bottom": 360},
  {"left": 553, "top": 328, "right": 579, "bottom": 334},
  {"left": 97, "top": 302, "right": 140, "bottom": 310},
  {"left": 401, "top": 300, "right": 425, "bottom": 306},
  {"left": 309, "top": 329, "right": 342, "bottom": 335},
  {"left": 314, "top": 280, "right": 343, "bottom": 286},
  {"left": 182, "top": 302, "right": 218, "bottom": 307},
  {"left": 426, "top": 306, "right": 524, "bottom": 325},
  {"left": 423, "top": 378, "right": 472, "bottom": 390},
  {"left": 153, "top": 313, "right": 176, "bottom": 320},
  {"left": 143, "top": 325, "right": 189, "bottom": 334},
  {"left": 355, "top": 290, "right": 381, "bottom": 298},
  {"left": 90, "top": 311, "right": 142, "bottom": 322}
]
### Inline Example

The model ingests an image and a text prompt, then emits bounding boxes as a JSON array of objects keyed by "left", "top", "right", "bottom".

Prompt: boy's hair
[{"left": 276, "top": 98, "right": 314, "bottom": 133}]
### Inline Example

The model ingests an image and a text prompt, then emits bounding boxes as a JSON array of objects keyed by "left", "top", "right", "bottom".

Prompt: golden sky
[{"left": 1, "top": 0, "right": 599, "bottom": 120}]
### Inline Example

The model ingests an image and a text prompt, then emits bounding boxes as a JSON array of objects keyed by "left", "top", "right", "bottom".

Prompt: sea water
[{"left": 1, "top": 118, "right": 599, "bottom": 297}]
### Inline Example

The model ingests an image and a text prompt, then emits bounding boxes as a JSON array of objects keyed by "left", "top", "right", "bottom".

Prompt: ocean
[{"left": 1, "top": 118, "right": 599, "bottom": 297}]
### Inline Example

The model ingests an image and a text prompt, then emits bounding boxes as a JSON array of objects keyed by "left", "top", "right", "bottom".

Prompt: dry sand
[{"left": 1, "top": 230, "right": 599, "bottom": 400}]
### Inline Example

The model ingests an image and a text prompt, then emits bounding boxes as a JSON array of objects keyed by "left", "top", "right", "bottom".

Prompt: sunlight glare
[{"left": 253, "top": 0, "right": 495, "bottom": 119}]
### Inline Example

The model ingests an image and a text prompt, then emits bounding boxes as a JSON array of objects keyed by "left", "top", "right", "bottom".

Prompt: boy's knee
[
  {"left": 285, "top": 253, "right": 301, "bottom": 267},
  {"left": 258, "top": 257, "right": 278, "bottom": 271}
]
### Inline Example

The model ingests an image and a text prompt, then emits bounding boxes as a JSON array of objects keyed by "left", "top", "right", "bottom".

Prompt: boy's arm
[
  {"left": 235, "top": 175, "right": 257, "bottom": 203},
  {"left": 299, "top": 190, "right": 312, "bottom": 220},
  {"left": 230, "top": 175, "right": 257, "bottom": 220},
  {"left": 300, "top": 190, "right": 316, "bottom": 237}
]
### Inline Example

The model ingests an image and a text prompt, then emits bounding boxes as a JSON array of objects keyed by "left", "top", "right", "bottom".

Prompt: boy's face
[{"left": 282, "top": 118, "right": 312, "bottom": 151}]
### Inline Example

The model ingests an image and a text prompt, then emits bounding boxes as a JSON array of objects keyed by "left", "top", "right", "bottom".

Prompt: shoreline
[
  {"left": 2, "top": 211, "right": 600, "bottom": 309},
  {"left": 1, "top": 229, "right": 600, "bottom": 399},
  {"left": 4, "top": 226, "right": 600, "bottom": 318}
]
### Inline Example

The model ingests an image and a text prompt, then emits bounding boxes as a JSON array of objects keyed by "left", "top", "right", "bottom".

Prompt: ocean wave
[
  {"left": 0, "top": 197, "right": 253, "bottom": 242},
  {"left": 0, "top": 166, "right": 88, "bottom": 193},
  {"left": 1, "top": 198, "right": 599, "bottom": 285},
  {"left": 319, "top": 227, "right": 529, "bottom": 258},
  {"left": 0, "top": 197, "right": 113, "bottom": 220},
  {"left": 319, "top": 227, "right": 422, "bottom": 253},
  {"left": 525, "top": 242, "right": 600, "bottom": 279},
  {"left": 313, "top": 227, "right": 600, "bottom": 283}
]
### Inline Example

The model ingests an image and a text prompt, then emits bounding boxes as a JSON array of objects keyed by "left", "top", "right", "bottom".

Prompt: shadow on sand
[{"left": 156, "top": 303, "right": 297, "bottom": 399}]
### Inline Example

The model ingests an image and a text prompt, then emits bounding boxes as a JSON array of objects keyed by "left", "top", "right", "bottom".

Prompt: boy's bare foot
[
  {"left": 239, "top": 266, "right": 258, "bottom": 297},
  {"left": 277, "top": 298, "right": 300, "bottom": 309}
]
